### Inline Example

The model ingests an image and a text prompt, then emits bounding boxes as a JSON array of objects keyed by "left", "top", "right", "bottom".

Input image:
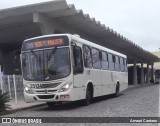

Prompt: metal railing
[{"left": 0, "top": 75, "right": 23, "bottom": 104}]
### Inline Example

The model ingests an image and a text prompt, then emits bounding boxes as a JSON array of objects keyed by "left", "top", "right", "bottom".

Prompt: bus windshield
[{"left": 22, "top": 47, "right": 71, "bottom": 81}]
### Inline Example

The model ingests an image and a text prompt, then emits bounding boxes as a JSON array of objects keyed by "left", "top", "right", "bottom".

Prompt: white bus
[{"left": 21, "top": 34, "right": 128, "bottom": 107}]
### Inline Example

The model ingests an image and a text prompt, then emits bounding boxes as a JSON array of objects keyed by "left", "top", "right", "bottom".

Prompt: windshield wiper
[
  {"left": 30, "top": 50, "right": 41, "bottom": 63},
  {"left": 48, "top": 47, "right": 57, "bottom": 61}
]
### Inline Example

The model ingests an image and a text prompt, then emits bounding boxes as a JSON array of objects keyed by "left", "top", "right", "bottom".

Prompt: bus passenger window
[
  {"left": 115, "top": 56, "right": 120, "bottom": 71},
  {"left": 73, "top": 46, "right": 83, "bottom": 74},
  {"left": 92, "top": 48, "right": 101, "bottom": 69},
  {"left": 101, "top": 51, "right": 108, "bottom": 70},
  {"left": 120, "top": 57, "right": 125, "bottom": 72},
  {"left": 108, "top": 53, "right": 115, "bottom": 71},
  {"left": 124, "top": 58, "right": 128, "bottom": 72},
  {"left": 83, "top": 45, "right": 92, "bottom": 68}
]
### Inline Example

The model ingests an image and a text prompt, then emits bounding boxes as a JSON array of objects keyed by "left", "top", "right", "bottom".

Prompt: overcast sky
[{"left": 0, "top": 0, "right": 160, "bottom": 52}]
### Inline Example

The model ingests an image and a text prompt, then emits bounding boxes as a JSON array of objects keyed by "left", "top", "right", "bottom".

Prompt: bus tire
[
  {"left": 46, "top": 102, "right": 56, "bottom": 108},
  {"left": 82, "top": 85, "right": 93, "bottom": 106},
  {"left": 114, "top": 84, "right": 120, "bottom": 97}
]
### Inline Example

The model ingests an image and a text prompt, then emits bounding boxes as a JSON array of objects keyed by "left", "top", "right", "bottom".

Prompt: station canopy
[{"left": 0, "top": 0, "right": 159, "bottom": 64}]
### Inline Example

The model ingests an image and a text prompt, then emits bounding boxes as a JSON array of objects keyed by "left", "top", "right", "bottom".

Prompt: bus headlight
[
  {"left": 24, "top": 87, "right": 34, "bottom": 94},
  {"left": 59, "top": 82, "right": 72, "bottom": 92}
]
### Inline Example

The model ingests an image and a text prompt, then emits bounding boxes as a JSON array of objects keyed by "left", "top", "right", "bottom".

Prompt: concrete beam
[
  {"left": 33, "top": 12, "right": 55, "bottom": 35},
  {"left": 33, "top": 12, "right": 81, "bottom": 35}
]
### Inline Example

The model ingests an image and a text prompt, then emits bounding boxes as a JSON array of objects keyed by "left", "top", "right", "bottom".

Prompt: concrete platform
[
  {"left": 0, "top": 100, "right": 46, "bottom": 116},
  {"left": 7, "top": 100, "right": 46, "bottom": 110}
]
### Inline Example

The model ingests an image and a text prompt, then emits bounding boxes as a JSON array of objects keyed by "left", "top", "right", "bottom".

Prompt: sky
[{"left": 0, "top": 0, "right": 160, "bottom": 52}]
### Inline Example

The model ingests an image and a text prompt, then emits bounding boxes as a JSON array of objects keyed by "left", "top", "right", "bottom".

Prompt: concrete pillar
[
  {"left": 146, "top": 63, "right": 150, "bottom": 84},
  {"left": 0, "top": 50, "right": 3, "bottom": 65},
  {"left": 33, "top": 12, "right": 55, "bottom": 35},
  {"left": 133, "top": 60, "right": 138, "bottom": 85},
  {"left": 0, "top": 50, "right": 3, "bottom": 74},
  {"left": 140, "top": 63, "right": 144, "bottom": 84},
  {"left": 150, "top": 64, "right": 154, "bottom": 83}
]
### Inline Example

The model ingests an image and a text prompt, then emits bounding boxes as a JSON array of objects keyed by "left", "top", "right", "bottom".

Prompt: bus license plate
[{"left": 30, "top": 84, "right": 43, "bottom": 88}]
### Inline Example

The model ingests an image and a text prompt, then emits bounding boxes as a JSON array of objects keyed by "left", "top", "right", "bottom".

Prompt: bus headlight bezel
[
  {"left": 59, "top": 82, "right": 72, "bottom": 92},
  {"left": 24, "top": 86, "right": 34, "bottom": 94}
]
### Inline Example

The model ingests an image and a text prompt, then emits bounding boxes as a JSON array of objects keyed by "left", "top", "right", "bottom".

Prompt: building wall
[
  {"left": 3, "top": 52, "right": 14, "bottom": 75},
  {"left": 152, "top": 51, "right": 160, "bottom": 69},
  {"left": 0, "top": 44, "right": 21, "bottom": 75}
]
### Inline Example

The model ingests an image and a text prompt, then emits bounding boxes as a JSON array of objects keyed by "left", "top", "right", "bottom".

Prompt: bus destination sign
[{"left": 22, "top": 36, "right": 69, "bottom": 51}]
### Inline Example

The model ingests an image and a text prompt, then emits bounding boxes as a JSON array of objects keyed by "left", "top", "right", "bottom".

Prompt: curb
[
  {"left": 0, "top": 103, "right": 46, "bottom": 116},
  {"left": 128, "top": 83, "right": 157, "bottom": 90}
]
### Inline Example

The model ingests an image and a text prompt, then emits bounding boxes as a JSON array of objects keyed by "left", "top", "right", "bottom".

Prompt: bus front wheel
[{"left": 82, "top": 86, "right": 92, "bottom": 106}]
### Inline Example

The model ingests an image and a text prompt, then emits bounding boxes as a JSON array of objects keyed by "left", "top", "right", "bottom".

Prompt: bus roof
[
  {"left": 23, "top": 34, "right": 126, "bottom": 58},
  {"left": 71, "top": 34, "right": 126, "bottom": 58},
  {"left": 23, "top": 33, "right": 70, "bottom": 42}
]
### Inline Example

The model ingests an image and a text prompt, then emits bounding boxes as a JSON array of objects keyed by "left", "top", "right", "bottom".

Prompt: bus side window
[
  {"left": 115, "top": 56, "right": 120, "bottom": 71},
  {"left": 83, "top": 45, "right": 92, "bottom": 68},
  {"left": 124, "top": 58, "right": 128, "bottom": 72},
  {"left": 108, "top": 53, "right": 115, "bottom": 71},
  {"left": 73, "top": 46, "right": 84, "bottom": 74},
  {"left": 101, "top": 51, "right": 108, "bottom": 70},
  {"left": 92, "top": 48, "right": 101, "bottom": 69},
  {"left": 120, "top": 57, "right": 124, "bottom": 72}
]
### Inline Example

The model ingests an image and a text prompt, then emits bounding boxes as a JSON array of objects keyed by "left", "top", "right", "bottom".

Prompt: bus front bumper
[{"left": 24, "top": 90, "right": 74, "bottom": 103}]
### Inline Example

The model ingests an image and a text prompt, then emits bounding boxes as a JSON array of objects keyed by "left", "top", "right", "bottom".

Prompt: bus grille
[
  {"left": 37, "top": 95, "right": 55, "bottom": 99},
  {"left": 41, "top": 83, "right": 61, "bottom": 88},
  {"left": 35, "top": 90, "right": 57, "bottom": 94},
  {"left": 31, "top": 83, "right": 61, "bottom": 89}
]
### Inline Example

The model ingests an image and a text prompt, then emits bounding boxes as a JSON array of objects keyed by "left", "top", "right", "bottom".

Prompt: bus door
[{"left": 72, "top": 43, "right": 86, "bottom": 99}]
